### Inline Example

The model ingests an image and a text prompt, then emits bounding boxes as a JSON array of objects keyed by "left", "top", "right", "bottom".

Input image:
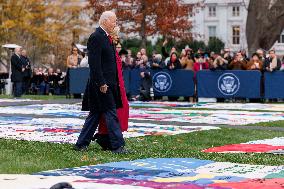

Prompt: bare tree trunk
[
  {"left": 140, "top": 0, "right": 147, "bottom": 48},
  {"left": 246, "top": 0, "right": 284, "bottom": 55}
]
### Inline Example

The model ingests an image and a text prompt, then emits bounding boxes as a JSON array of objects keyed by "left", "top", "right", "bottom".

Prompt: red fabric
[
  {"left": 193, "top": 62, "right": 209, "bottom": 78},
  {"left": 108, "top": 35, "right": 113, "bottom": 44},
  {"left": 193, "top": 62, "right": 209, "bottom": 72},
  {"left": 203, "top": 144, "right": 284, "bottom": 153},
  {"left": 98, "top": 51, "right": 129, "bottom": 134}
]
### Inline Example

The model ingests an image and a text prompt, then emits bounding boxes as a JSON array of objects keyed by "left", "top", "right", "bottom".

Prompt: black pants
[
  {"left": 75, "top": 108, "right": 125, "bottom": 150},
  {"left": 13, "top": 82, "right": 23, "bottom": 97},
  {"left": 22, "top": 78, "right": 30, "bottom": 94}
]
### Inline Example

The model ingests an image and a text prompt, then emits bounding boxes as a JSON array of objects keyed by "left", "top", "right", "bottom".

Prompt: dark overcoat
[
  {"left": 20, "top": 56, "right": 32, "bottom": 78},
  {"left": 11, "top": 54, "right": 24, "bottom": 82},
  {"left": 82, "top": 27, "right": 122, "bottom": 112}
]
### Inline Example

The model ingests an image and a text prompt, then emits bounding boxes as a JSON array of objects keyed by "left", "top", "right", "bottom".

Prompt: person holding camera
[
  {"left": 229, "top": 52, "right": 247, "bottom": 70},
  {"left": 210, "top": 54, "right": 228, "bottom": 70}
]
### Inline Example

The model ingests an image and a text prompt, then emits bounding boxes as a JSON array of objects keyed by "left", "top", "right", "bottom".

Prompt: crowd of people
[
  {"left": 10, "top": 47, "right": 66, "bottom": 97},
  {"left": 30, "top": 67, "right": 65, "bottom": 96},
  {"left": 8, "top": 45, "right": 91, "bottom": 97},
  {"left": 7, "top": 40, "right": 284, "bottom": 100},
  {"left": 115, "top": 40, "right": 284, "bottom": 101},
  {"left": 118, "top": 40, "right": 284, "bottom": 73}
]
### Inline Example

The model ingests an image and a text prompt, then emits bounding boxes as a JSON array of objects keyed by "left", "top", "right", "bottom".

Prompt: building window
[
  {"left": 232, "top": 26, "right": 240, "bottom": 44},
  {"left": 208, "top": 26, "right": 217, "bottom": 39},
  {"left": 279, "top": 34, "right": 284, "bottom": 43},
  {"left": 209, "top": 6, "right": 216, "bottom": 17},
  {"left": 232, "top": 6, "right": 240, "bottom": 17}
]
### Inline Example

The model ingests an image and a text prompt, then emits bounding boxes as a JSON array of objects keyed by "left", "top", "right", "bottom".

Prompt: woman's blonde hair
[{"left": 110, "top": 26, "right": 120, "bottom": 44}]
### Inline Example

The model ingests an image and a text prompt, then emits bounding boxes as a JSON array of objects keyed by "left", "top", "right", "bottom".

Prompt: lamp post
[{"left": 2, "top": 45, "right": 22, "bottom": 95}]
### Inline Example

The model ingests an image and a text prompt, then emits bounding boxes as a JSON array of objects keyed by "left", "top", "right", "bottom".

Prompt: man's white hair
[
  {"left": 14, "top": 47, "right": 21, "bottom": 54},
  {"left": 99, "top": 11, "right": 116, "bottom": 26}
]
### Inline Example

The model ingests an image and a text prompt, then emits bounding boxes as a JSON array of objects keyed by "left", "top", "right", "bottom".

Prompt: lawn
[
  {"left": 0, "top": 95, "right": 66, "bottom": 100},
  {"left": 0, "top": 128, "right": 283, "bottom": 174},
  {"left": 247, "top": 120, "right": 284, "bottom": 127}
]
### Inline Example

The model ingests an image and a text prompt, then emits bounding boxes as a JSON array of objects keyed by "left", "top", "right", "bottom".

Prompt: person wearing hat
[{"left": 246, "top": 53, "right": 263, "bottom": 70}]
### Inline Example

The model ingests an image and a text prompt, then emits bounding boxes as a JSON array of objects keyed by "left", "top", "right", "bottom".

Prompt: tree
[
  {"left": 0, "top": 0, "right": 88, "bottom": 70},
  {"left": 246, "top": 0, "right": 284, "bottom": 55},
  {"left": 87, "top": 0, "right": 194, "bottom": 48},
  {"left": 207, "top": 37, "right": 224, "bottom": 53}
]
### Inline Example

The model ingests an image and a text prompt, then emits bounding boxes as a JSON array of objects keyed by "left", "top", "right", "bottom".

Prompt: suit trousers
[
  {"left": 13, "top": 82, "right": 23, "bottom": 97},
  {"left": 76, "top": 108, "right": 125, "bottom": 150}
]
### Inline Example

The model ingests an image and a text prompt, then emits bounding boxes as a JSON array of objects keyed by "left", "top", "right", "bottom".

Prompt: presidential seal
[
  {"left": 153, "top": 72, "right": 172, "bottom": 93},
  {"left": 218, "top": 73, "right": 240, "bottom": 95}
]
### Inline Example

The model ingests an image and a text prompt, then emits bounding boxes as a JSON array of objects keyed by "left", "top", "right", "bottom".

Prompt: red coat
[
  {"left": 193, "top": 62, "right": 209, "bottom": 72},
  {"left": 193, "top": 62, "right": 209, "bottom": 79},
  {"left": 98, "top": 51, "right": 129, "bottom": 134}
]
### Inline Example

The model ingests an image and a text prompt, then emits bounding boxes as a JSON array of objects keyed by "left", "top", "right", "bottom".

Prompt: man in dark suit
[
  {"left": 21, "top": 49, "right": 32, "bottom": 94},
  {"left": 75, "top": 11, "right": 127, "bottom": 154},
  {"left": 11, "top": 47, "right": 25, "bottom": 97}
]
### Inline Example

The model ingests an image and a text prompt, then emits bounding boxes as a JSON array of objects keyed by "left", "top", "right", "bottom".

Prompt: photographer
[
  {"left": 134, "top": 51, "right": 143, "bottom": 68},
  {"left": 222, "top": 48, "right": 233, "bottom": 63},
  {"left": 210, "top": 54, "right": 228, "bottom": 70},
  {"left": 229, "top": 52, "right": 247, "bottom": 70}
]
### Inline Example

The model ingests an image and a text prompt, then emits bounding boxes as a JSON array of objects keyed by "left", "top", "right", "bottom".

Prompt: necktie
[{"left": 108, "top": 35, "right": 113, "bottom": 45}]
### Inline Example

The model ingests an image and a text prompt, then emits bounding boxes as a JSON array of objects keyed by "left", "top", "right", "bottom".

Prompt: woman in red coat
[{"left": 93, "top": 28, "right": 129, "bottom": 150}]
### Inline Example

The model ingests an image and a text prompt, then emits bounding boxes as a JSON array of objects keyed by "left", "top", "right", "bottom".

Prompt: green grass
[
  {"left": 0, "top": 95, "right": 66, "bottom": 100},
  {"left": 248, "top": 120, "right": 284, "bottom": 127},
  {"left": 0, "top": 128, "right": 283, "bottom": 174}
]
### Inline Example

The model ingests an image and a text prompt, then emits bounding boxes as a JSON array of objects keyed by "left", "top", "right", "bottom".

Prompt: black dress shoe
[
  {"left": 92, "top": 133, "right": 112, "bottom": 151},
  {"left": 73, "top": 145, "right": 88, "bottom": 151},
  {"left": 111, "top": 146, "right": 130, "bottom": 154},
  {"left": 91, "top": 133, "right": 99, "bottom": 141}
]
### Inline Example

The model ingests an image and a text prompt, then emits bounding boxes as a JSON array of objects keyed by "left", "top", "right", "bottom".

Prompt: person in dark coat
[
  {"left": 263, "top": 49, "right": 281, "bottom": 72},
  {"left": 209, "top": 55, "right": 228, "bottom": 70},
  {"left": 20, "top": 49, "right": 32, "bottom": 94},
  {"left": 167, "top": 52, "right": 182, "bottom": 70},
  {"left": 139, "top": 70, "right": 152, "bottom": 101},
  {"left": 75, "top": 11, "right": 127, "bottom": 154},
  {"left": 150, "top": 54, "right": 165, "bottom": 69},
  {"left": 11, "top": 47, "right": 25, "bottom": 97}
]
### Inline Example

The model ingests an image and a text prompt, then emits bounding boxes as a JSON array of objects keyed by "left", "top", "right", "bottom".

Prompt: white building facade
[{"left": 187, "top": 0, "right": 284, "bottom": 55}]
